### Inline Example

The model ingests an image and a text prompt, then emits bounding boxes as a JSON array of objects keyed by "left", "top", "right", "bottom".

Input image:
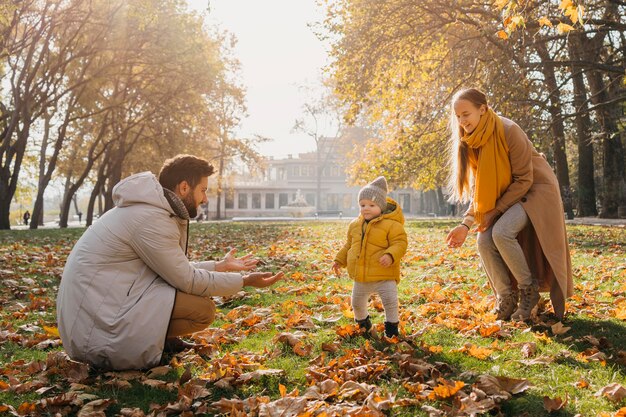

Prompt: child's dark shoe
[
  {"left": 356, "top": 316, "right": 372, "bottom": 334},
  {"left": 384, "top": 321, "right": 399, "bottom": 338}
]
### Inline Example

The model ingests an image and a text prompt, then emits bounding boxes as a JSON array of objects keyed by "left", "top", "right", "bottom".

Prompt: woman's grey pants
[
  {"left": 476, "top": 203, "right": 533, "bottom": 297},
  {"left": 351, "top": 280, "right": 399, "bottom": 323}
]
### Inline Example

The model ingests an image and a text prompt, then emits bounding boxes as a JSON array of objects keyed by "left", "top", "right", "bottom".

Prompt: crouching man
[{"left": 57, "top": 155, "right": 283, "bottom": 370}]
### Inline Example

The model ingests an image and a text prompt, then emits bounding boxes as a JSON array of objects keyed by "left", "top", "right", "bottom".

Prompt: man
[{"left": 57, "top": 155, "right": 283, "bottom": 370}]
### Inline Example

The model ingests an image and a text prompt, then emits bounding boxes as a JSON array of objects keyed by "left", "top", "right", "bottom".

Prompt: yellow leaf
[
  {"left": 557, "top": 22, "right": 575, "bottom": 34},
  {"left": 468, "top": 345, "right": 493, "bottom": 360},
  {"left": 511, "top": 16, "right": 524, "bottom": 27},
  {"left": 497, "top": 30, "right": 509, "bottom": 40},
  {"left": 559, "top": 0, "right": 573, "bottom": 10},
  {"left": 44, "top": 325, "right": 60, "bottom": 337},
  {"left": 342, "top": 308, "right": 354, "bottom": 319},
  {"left": 279, "top": 383, "right": 286, "bottom": 397},
  {"left": 538, "top": 17, "right": 553, "bottom": 27},
  {"left": 428, "top": 379, "right": 465, "bottom": 400},
  {"left": 565, "top": 6, "right": 579, "bottom": 24},
  {"left": 494, "top": 0, "right": 509, "bottom": 10}
]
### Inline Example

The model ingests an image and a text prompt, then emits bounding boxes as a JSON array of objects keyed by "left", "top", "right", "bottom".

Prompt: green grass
[{"left": 1, "top": 221, "right": 625, "bottom": 416}]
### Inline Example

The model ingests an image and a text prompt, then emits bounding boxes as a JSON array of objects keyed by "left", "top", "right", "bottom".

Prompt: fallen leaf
[
  {"left": 595, "top": 383, "right": 626, "bottom": 402},
  {"left": 521, "top": 342, "right": 536, "bottom": 358},
  {"left": 551, "top": 322, "right": 571, "bottom": 335},
  {"left": 77, "top": 399, "right": 115, "bottom": 417},
  {"left": 543, "top": 393, "right": 568, "bottom": 412},
  {"left": 146, "top": 366, "right": 171, "bottom": 378},
  {"left": 428, "top": 379, "right": 465, "bottom": 400}
]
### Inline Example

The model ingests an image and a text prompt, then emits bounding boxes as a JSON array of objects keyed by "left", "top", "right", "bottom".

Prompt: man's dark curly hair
[{"left": 158, "top": 154, "right": 214, "bottom": 191}]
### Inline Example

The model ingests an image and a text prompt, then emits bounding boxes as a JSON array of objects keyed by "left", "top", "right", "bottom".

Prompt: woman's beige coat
[
  {"left": 467, "top": 117, "right": 573, "bottom": 318},
  {"left": 57, "top": 172, "right": 243, "bottom": 370}
]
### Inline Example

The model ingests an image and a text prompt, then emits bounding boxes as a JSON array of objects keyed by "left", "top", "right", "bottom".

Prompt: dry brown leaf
[
  {"left": 104, "top": 379, "right": 132, "bottom": 390},
  {"left": 77, "top": 399, "right": 115, "bottom": 417},
  {"left": 258, "top": 397, "right": 307, "bottom": 417},
  {"left": 595, "top": 383, "right": 626, "bottom": 402},
  {"left": 476, "top": 374, "right": 532, "bottom": 400},
  {"left": 543, "top": 394, "right": 568, "bottom": 412},
  {"left": 551, "top": 322, "right": 571, "bottom": 335},
  {"left": 119, "top": 408, "right": 146, "bottom": 417},
  {"left": 521, "top": 342, "right": 537, "bottom": 358},
  {"left": 236, "top": 369, "right": 284, "bottom": 384},
  {"left": 146, "top": 366, "right": 171, "bottom": 378}
]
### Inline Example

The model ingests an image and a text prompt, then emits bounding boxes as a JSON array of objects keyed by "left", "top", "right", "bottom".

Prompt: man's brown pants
[{"left": 166, "top": 291, "right": 216, "bottom": 338}]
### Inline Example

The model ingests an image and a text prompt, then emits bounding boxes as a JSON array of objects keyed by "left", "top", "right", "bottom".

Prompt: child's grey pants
[{"left": 351, "top": 280, "right": 399, "bottom": 323}]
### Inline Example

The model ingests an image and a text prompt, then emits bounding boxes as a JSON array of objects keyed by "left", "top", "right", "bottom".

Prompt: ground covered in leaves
[{"left": 0, "top": 220, "right": 625, "bottom": 416}]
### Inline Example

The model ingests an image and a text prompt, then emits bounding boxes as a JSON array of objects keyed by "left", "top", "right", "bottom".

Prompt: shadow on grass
[{"left": 559, "top": 315, "right": 626, "bottom": 373}]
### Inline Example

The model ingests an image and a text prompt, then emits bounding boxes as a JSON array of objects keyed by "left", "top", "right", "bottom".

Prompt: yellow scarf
[{"left": 463, "top": 109, "right": 512, "bottom": 225}]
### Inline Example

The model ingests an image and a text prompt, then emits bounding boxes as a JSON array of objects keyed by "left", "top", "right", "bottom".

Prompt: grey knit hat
[{"left": 358, "top": 176, "right": 388, "bottom": 209}]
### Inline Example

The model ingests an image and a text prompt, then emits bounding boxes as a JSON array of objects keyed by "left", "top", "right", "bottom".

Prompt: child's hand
[
  {"left": 331, "top": 262, "right": 342, "bottom": 277},
  {"left": 379, "top": 254, "right": 393, "bottom": 267}
]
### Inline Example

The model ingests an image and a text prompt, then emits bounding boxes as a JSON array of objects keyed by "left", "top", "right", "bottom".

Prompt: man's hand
[
  {"left": 216, "top": 248, "right": 259, "bottom": 272},
  {"left": 379, "top": 253, "right": 393, "bottom": 267},
  {"left": 475, "top": 209, "right": 501, "bottom": 232},
  {"left": 446, "top": 225, "right": 469, "bottom": 248},
  {"left": 242, "top": 271, "right": 284, "bottom": 288},
  {"left": 331, "top": 261, "right": 343, "bottom": 277}
]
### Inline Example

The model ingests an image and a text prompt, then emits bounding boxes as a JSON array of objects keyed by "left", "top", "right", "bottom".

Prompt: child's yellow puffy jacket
[{"left": 334, "top": 197, "right": 408, "bottom": 282}]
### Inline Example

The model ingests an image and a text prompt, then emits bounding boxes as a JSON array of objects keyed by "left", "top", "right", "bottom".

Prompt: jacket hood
[{"left": 112, "top": 171, "right": 175, "bottom": 216}]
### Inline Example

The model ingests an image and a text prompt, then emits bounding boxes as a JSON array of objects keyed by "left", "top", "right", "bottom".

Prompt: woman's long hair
[{"left": 447, "top": 88, "right": 489, "bottom": 203}]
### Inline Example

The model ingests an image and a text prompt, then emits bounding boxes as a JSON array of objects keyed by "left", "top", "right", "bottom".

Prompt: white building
[{"left": 207, "top": 147, "right": 426, "bottom": 219}]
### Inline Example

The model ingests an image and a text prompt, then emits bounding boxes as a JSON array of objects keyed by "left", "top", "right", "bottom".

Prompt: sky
[{"left": 187, "top": 0, "right": 331, "bottom": 158}]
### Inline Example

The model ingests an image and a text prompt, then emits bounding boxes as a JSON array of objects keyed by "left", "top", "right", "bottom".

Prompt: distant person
[
  {"left": 332, "top": 176, "right": 408, "bottom": 338},
  {"left": 57, "top": 155, "right": 284, "bottom": 370},
  {"left": 444, "top": 88, "right": 572, "bottom": 321},
  {"left": 77, "top": 211, "right": 83, "bottom": 224},
  {"left": 23, "top": 210, "right": 30, "bottom": 226}
]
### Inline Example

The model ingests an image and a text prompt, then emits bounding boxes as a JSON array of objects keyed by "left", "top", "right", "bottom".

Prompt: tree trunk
[
  {"left": 215, "top": 152, "right": 225, "bottom": 220},
  {"left": 568, "top": 34, "right": 597, "bottom": 217},
  {"left": 535, "top": 43, "right": 575, "bottom": 219},
  {"left": 585, "top": 69, "right": 625, "bottom": 217}
]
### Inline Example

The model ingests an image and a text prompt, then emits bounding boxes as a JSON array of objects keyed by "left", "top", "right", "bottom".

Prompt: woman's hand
[
  {"left": 446, "top": 225, "right": 469, "bottom": 248},
  {"left": 475, "top": 209, "right": 501, "bottom": 232},
  {"left": 216, "top": 248, "right": 259, "bottom": 272}
]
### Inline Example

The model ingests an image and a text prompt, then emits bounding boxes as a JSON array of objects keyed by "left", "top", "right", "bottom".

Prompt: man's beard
[{"left": 183, "top": 193, "right": 198, "bottom": 218}]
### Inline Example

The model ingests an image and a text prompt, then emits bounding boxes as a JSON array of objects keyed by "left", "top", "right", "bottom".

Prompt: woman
[{"left": 445, "top": 88, "right": 573, "bottom": 321}]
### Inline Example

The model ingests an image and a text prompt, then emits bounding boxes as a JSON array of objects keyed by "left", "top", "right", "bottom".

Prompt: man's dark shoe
[{"left": 164, "top": 337, "right": 197, "bottom": 353}]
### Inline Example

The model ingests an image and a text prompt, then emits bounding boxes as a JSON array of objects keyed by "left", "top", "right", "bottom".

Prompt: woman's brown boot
[
  {"left": 495, "top": 292, "right": 518, "bottom": 321},
  {"left": 511, "top": 286, "right": 540, "bottom": 321}
]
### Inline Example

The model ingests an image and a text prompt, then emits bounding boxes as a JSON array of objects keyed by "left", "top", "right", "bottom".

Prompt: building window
[
  {"left": 238, "top": 193, "right": 248, "bottom": 209},
  {"left": 293, "top": 166, "right": 300, "bottom": 177},
  {"left": 265, "top": 193, "right": 275, "bottom": 209},
  {"left": 400, "top": 193, "right": 411, "bottom": 213},
  {"left": 279, "top": 193, "right": 289, "bottom": 207},
  {"left": 342, "top": 193, "right": 352, "bottom": 210},
  {"left": 278, "top": 168, "right": 286, "bottom": 180},
  {"left": 331, "top": 165, "right": 340, "bottom": 177},
  {"left": 305, "top": 193, "right": 315, "bottom": 206},
  {"left": 225, "top": 189, "right": 234, "bottom": 209},
  {"left": 308, "top": 166, "right": 316, "bottom": 177},
  {"left": 327, "top": 193, "right": 339, "bottom": 210},
  {"left": 252, "top": 193, "right": 261, "bottom": 209}
]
